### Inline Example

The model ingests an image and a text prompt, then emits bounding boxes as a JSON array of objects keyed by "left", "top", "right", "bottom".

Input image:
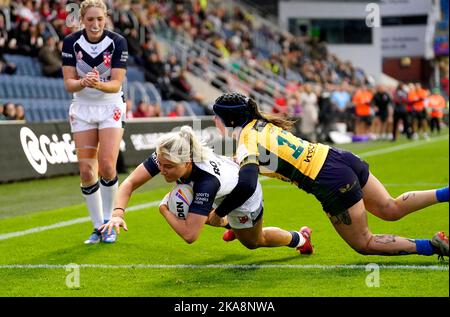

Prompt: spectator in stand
[
  {"left": 0, "top": 103, "right": 5, "bottom": 120},
  {"left": 15, "top": 103, "right": 25, "bottom": 121},
  {"left": 8, "top": 19, "right": 32, "bottom": 55},
  {"left": 0, "top": 53, "right": 16, "bottom": 74},
  {"left": 392, "top": 83, "right": 412, "bottom": 141},
  {"left": 170, "top": 65, "right": 204, "bottom": 104},
  {"left": 126, "top": 28, "right": 143, "bottom": 66},
  {"left": 1, "top": 14, "right": 17, "bottom": 75},
  {"left": 29, "top": 23, "right": 44, "bottom": 56},
  {"left": 3, "top": 102, "right": 16, "bottom": 120},
  {"left": 15, "top": 0, "right": 40, "bottom": 25},
  {"left": 272, "top": 87, "right": 288, "bottom": 116},
  {"left": 153, "top": 102, "right": 162, "bottom": 117},
  {"left": 125, "top": 99, "right": 134, "bottom": 119},
  {"left": 168, "top": 102, "right": 186, "bottom": 117},
  {"left": 132, "top": 101, "right": 150, "bottom": 118},
  {"left": 143, "top": 52, "right": 164, "bottom": 84},
  {"left": 38, "top": 35, "right": 62, "bottom": 77},
  {"left": 428, "top": 88, "right": 446, "bottom": 135}
]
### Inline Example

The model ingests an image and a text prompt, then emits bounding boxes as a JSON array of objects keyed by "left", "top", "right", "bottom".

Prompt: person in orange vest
[
  {"left": 408, "top": 83, "right": 430, "bottom": 140},
  {"left": 428, "top": 88, "right": 446, "bottom": 134},
  {"left": 352, "top": 84, "right": 374, "bottom": 137}
]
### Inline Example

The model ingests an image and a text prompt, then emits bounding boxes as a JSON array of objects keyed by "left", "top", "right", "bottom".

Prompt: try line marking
[
  {"left": 0, "top": 264, "right": 447, "bottom": 271},
  {"left": 0, "top": 135, "right": 448, "bottom": 242}
]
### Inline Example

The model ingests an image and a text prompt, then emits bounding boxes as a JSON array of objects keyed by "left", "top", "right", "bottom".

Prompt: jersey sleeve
[
  {"left": 236, "top": 127, "right": 259, "bottom": 167},
  {"left": 142, "top": 152, "right": 161, "bottom": 177},
  {"left": 61, "top": 36, "right": 76, "bottom": 67},
  {"left": 111, "top": 35, "right": 128, "bottom": 69},
  {"left": 188, "top": 174, "right": 220, "bottom": 217}
]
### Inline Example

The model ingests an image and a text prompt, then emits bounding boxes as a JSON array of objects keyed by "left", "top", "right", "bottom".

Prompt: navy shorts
[{"left": 310, "top": 147, "right": 370, "bottom": 217}]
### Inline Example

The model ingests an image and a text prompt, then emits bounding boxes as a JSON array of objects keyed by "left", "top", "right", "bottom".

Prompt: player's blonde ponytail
[{"left": 156, "top": 126, "right": 213, "bottom": 164}]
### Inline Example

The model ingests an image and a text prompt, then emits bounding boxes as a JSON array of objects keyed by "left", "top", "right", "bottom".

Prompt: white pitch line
[
  {"left": 358, "top": 135, "right": 448, "bottom": 158},
  {"left": 0, "top": 201, "right": 160, "bottom": 241},
  {"left": 0, "top": 264, "right": 447, "bottom": 271},
  {"left": 0, "top": 135, "right": 448, "bottom": 242},
  {"left": 264, "top": 183, "right": 447, "bottom": 189}
]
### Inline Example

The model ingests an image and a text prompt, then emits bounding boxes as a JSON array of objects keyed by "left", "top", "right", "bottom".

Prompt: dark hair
[{"left": 213, "top": 92, "right": 295, "bottom": 131}]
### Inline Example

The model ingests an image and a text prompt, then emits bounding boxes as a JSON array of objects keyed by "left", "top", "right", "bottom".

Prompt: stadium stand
[{"left": 0, "top": 0, "right": 447, "bottom": 141}]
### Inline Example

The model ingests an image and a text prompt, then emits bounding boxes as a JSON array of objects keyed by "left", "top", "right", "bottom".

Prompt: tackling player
[{"left": 211, "top": 92, "right": 449, "bottom": 259}]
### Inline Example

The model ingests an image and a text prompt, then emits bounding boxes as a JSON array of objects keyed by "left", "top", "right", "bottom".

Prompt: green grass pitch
[{"left": 0, "top": 134, "right": 448, "bottom": 297}]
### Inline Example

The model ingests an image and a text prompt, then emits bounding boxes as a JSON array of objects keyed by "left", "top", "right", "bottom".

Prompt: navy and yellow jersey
[
  {"left": 235, "top": 119, "right": 330, "bottom": 189},
  {"left": 62, "top": 29, "right": 128, "bottom": 104}
]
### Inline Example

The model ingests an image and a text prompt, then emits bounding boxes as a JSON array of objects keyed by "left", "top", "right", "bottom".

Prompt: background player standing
[{"left": 62, "top": 0, "right": 128, "bottom": 244}]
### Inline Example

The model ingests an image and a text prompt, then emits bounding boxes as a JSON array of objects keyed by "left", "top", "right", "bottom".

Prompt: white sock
[
  {"left": 82, "top": 181, "right": 103, "bottom": 229},
  {"left": 296, "top": 232, "right": 306, "bottom": 247},
  {"left": 100, "top": 176, "right": 119, "bottom": 221}
]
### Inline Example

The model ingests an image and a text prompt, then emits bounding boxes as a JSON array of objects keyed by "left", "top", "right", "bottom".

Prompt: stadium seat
[
  {"left": 126, "top": 67, "right": 145, "bottom": 82},
  {"left": 161, "top": 100, "right": 175, "bottom": 116}
]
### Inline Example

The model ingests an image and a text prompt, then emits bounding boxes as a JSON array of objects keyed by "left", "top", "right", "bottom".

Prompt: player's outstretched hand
[{"left": 99, "top": 216, "right": 128, "bottom": 235}]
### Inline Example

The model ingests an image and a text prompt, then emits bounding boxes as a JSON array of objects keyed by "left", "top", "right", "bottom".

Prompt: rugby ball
[{"left": 167, "top": 183, "right": 194, "bottom": 220}]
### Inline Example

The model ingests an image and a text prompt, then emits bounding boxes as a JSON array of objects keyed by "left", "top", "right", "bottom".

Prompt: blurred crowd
[
  {"left": 0, "top": 0, "right": 448, "bottom": 142},
  {"left": 275, "top": 82, "right": 448, "bottom": 143},
  {"left": 0, "top": 101, "right": 26, "bottom": 120}
]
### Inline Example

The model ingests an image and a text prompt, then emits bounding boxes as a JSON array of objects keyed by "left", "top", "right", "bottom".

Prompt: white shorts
[
  {"left": 69, "top": 102, "right": 125, "bottom": 133},
  {"left": 221, "top": 182, "right": 264, "bottom": 230}
]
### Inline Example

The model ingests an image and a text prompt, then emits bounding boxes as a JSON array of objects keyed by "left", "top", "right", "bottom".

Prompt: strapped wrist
[{"left": 112, "top": 207, "right": 125, "bottom": 218}]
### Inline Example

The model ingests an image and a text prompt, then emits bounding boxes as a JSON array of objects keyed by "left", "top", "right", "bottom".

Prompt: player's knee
[
  {"left": 350, "top": 236, "right": 374, "bottom": 255},
  {"left": 239, "top": 239, "right": 259, "bottom": 250},
  {"left": 98, "top": 161, "right": 116, "bottom": 179},
  {"left": 79, "top": 165, "right": 96, "bottom": 183},
  {"left": 375, "top": 198, "right": 403, "bottom": 221},
  {"left": 379, "top": 212, "right": 403, "bottom": 221}
]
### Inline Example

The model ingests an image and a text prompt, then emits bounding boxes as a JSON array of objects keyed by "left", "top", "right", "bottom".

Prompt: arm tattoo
[
  {"left": 402, "top": 192, "right": 416, "bottom": 201},
  {"left": 374, "top": 235, "right": 396, "bottom": 244}
]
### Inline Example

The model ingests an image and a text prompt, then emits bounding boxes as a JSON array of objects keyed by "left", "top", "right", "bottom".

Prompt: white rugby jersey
[
  {"left": 144, "top": 152, "right": 262, "bottom": 216},
  {"left": 197, "top": 154, "right": 263, "bottom": 213},
  {"left": 62, "top": 29, "right": 128, "bottom": 105}
]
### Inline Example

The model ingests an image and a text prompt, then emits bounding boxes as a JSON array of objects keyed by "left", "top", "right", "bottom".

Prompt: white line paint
[
  {"left": 264, "top": 183, "right": 447, "bottom": 189},
  {"left": 0, "top": 201, "right": 160, "bottom": 241},
  {"left": 0, "top": 135, "right": 448, "bottom": 241},
  {"left": 0, "top": 264, "right": 447, "bottom": 271},
  {"left": 358, "top": 135, "right": 448, "bottom": 158}
]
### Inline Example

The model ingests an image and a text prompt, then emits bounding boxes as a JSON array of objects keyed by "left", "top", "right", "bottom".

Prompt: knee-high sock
[
  {"left": 81, "top": 181, "right": 103, "bottom": 229},
  {"left": 100, "top": 176, "right": 119, "bottom": 221}
]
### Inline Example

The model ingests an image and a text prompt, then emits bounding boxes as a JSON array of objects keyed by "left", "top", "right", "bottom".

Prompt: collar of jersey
[{"left": 82, "top": 29, "right": 107, "bottom": 44}]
